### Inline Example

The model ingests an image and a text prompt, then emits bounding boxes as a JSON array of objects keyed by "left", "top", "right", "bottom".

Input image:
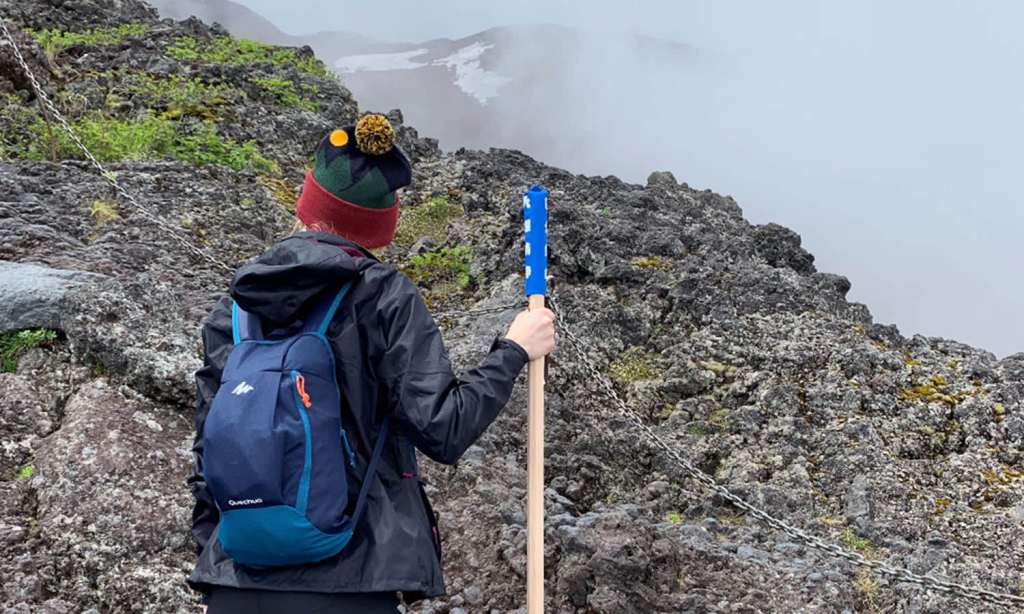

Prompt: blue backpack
[{"left": 202, "top": 280, "right": 388, "bottom": 568}]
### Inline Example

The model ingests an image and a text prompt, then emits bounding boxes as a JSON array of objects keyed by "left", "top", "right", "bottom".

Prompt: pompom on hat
[{"left": 295, "top": 113, "right": 412, "bottom": 248}]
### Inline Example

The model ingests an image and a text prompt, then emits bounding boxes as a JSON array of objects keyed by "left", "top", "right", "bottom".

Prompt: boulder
[
  {"left": 0, "top": 261, "right": 105, "bottom": 333},
  {"left": 28, "top": 381, "right": 195, "bottom": 611}
]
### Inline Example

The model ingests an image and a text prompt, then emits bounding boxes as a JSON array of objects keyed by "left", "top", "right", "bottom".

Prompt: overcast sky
[
  {"left": 236, "top": 0, "right": 1024, "bottom": 358},
  {"left": 236, "top": 0, "right": 708, "bottom": 42}
]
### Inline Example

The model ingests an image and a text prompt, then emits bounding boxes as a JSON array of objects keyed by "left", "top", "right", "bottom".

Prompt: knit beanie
[{"left": 295, "top": 114, "right": 412, "bottom": 248}]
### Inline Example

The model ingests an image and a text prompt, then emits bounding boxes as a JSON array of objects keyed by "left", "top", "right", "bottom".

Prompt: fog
[{"left": 238, "top": 0, "right": 1024, "bottom": 357}]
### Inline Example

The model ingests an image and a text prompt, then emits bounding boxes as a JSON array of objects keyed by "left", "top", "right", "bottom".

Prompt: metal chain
[
  {"left": 2, "top": 11, "right": 525, "bottom": 301},
  {"left": 1, "top": 18, "right": 233, "bottom": 273},
  {"left": 548, "top": 289, "right": 1024, "bottom": 609},
  {"left": 432, "top": 302, "right": 521, "bottom": 320}
]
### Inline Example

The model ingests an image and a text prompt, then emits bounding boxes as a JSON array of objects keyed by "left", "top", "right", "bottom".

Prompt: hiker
[{"left": 186, "top": 114, "right": 555, "bottom": 613}]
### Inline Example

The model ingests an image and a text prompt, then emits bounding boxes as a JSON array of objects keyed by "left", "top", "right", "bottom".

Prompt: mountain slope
[
  {"left": 146, "top": 0, "right": 295, "bottom": 44},
  {"left": 330, "top": 24, "right": 695, "bottom": 155},
  {"left": 1, "top": 1, "right": 1023, "bottom": 612},
  {"left": 146, "top": 0, "right": 391, "bottom": 60},
  {"left": 146, "top": 0, "right": 697, "bottom": 158}
]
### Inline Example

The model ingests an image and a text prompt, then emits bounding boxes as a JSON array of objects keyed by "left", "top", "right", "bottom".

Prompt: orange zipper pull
[{"left": 295, "top": 374, "right": 312, "bottom": 408}]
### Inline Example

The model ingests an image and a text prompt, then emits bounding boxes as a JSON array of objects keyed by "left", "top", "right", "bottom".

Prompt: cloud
[{"left": 239, "top": 0, "right": 1024, "bottom": 357}]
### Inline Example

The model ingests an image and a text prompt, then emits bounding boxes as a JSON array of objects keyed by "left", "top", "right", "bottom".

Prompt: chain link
[
  {"left": 1, "top": 19, "right": 233, "bottom": 273},
  {"left": 432, "top": 302, "right": 521, "bottom": 320},
  {"left": 548, "top": 289, "right": 1024, "bottom": 609},
  {"left": 4, "top": 13, "right": 1022, "bottom": 610}
]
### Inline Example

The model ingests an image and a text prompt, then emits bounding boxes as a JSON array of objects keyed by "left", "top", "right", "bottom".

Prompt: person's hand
[{"left": 504, "top": 307, "right": 556, "bottom": 360}]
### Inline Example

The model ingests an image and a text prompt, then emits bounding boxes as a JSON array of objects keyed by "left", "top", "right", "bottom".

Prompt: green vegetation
[
  {"left": 981, "top": 466, "right": 1023, "bottom": 487},
  {"left": 708, "top": 408, "right": 731, "bottom": 431},
  {"left": 818, "top": 515, "right": 845, "bottom": 528},
  {"left": 610, "top": 347, "right": 655, "bottom": 383},
  {"left": 15, "top": 464, "right": 35, "bottom": 480},
  {"left": 395, "top": 195, "right": 466, "bottom": 248},
  {"left": 0, "top": 94, "right": 43, "bottom": 160},
  {"left": 993, "top": 402, "right": 1006, "bottom": 423},
  {"left": 402, "top": 246, "right": 473, "bottom": 295},
  {"left": 27, "top": 23, "right": 148, "bottom": 60},
  {"left": 166, "top": 35, "right": 331, "bottom": 78},
  {"left": 90, "top": 199, "right": 120, "bottom": 228},
  {"left": 121, "top": 73, "right": 239, "bottom": 120},
  {"left": 252, "top": 77, "right": 319, "bottom": 111},
  {"left": 933, "top": 496, "right": 953, "bottom": 515},
  {"left": 29, "top": 114, "right": 175, "bottom": 161},
  {"left": 840, "top": 527, "right": 877, "bottom": 558},
  {"left": 665, "top": 511, "right": 683, "bottom": 525},
  {"left": 88, "top": 355, "right": 109, "bottom": 378},
  {"left": 632, "top": 255, "right": 673, "bottom": 271},
  {"left": 919, "top": 419, "right": 962, "bottom": 455},
  {"left": 18, "top": 114, "right": 275, "bottom": 173},
  {"left": 178, "top": 214, "right": 209, "bottom": 243},
  {"left": 1, "top": 329, "right": 58, "bottom": 373},
  {"left": 899, "top": 374, "right": 968, "bottom": 407},
  {"left": 854, "top": 568, "right": 880, "bottom": 612},
  {"left": 258, "top": 175, "right": 298, "bottom": 212},
  {"left": 173, "top": 122, "right": 276, "bottom": 172}
]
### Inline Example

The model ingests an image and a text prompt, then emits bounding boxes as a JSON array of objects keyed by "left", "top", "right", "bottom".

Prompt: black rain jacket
[{"left": 187, "top": 231, "right": 528, "bottom": 601}]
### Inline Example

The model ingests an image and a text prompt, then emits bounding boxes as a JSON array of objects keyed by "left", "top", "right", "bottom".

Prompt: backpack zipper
[
  {"left": 294, "top": 373, "right": 312, "bottom": 408},
  {"left": 294, "top": 371, "right": 356, "bottom": 469},
  {"left": 288, "top": 370, "right": 313, "bottom": 514},
  {"left": 341, "top": 430, "right": 357, "bottom": 468}
]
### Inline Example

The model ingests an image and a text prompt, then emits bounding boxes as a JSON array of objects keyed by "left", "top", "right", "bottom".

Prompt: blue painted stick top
[{"left": 524, "top": 185, "right": 548, "bottom": 297}]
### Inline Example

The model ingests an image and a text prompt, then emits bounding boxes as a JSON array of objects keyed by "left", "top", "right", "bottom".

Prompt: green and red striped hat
[{"left": 295, "top": 114, "right": 412, "bottom": 248}]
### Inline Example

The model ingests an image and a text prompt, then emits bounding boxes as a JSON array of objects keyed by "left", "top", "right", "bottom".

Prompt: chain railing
[
  {"left": 1, "top": 19, "right": 233, "bottom": 273},
  {"left": 548, "top": 289, "right": 1024, "bottom": 609},
  {"left": 432, "top": 302, "right": 521, "bottom": 320},
  {"left": 3, "top": 16, "right": 1023, "bottom": 609}
]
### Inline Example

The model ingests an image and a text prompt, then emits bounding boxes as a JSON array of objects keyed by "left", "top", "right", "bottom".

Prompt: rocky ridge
[{"left": 1, "top": 1, "right": 1023, "bottom": 612}]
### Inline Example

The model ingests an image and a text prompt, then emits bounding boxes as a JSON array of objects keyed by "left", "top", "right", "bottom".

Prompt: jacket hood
[{"left": 229, "top": 232, "right": 378, "bottom": 324}]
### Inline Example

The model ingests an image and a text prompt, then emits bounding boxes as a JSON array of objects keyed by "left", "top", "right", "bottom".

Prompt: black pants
[{"left": 206, "top": 587, "right": 400, "bottom": 614}]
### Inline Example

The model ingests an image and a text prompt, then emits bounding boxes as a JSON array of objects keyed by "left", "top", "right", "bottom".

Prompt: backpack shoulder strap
[
  {"left": 231, "top": 302, "right": 264, "bottom": 343},
  {"left": 301, "top": 278, "right": 356, "bottom": 336},
  {"left": 350, "top": 418, "right": 390, "bottom": 527}
]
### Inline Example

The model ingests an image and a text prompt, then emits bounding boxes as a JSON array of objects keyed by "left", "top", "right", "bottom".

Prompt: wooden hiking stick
[{"left": 523, "top": 185, "right": 548, "bottom": 612}]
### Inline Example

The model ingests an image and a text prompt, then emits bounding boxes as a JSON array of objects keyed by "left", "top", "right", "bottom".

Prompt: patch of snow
[
  {"left": 432, "top": 42, "right": 511, "bottom": 105},
  {"left": 335, "top": 42, "right": 511, "bottom": 105},
  {"left": 334, "top": 48, "right": 430, "bottom": 72}
]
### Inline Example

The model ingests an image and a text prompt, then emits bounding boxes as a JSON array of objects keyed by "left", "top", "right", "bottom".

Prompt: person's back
[{"left": 187, "top": 115, "right": 555, "bottom": 613}]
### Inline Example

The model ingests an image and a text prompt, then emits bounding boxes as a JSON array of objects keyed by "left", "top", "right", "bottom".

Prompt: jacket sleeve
[
  {"left": 186, "top": 296, "right": 233, "bottom": 555},
  {"left": 375, "top": 274, "right": 530, "bottom": 465}
]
